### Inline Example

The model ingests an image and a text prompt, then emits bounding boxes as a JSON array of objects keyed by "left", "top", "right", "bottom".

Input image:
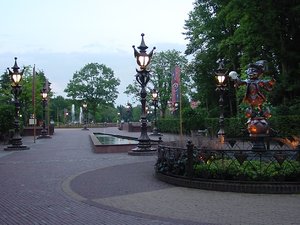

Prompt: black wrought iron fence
[{"left": 156, "top": 137, "right": 300, "bottom": 182}]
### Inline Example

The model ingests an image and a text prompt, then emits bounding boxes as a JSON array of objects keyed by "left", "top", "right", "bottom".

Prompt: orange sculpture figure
[{"left": 229, "top": 60, "right": 275, "bottom": 139}]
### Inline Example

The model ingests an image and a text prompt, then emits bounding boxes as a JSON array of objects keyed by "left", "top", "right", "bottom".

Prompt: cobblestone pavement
[{"left": 0, "top": 128, "right": 300, "bottom": 225}]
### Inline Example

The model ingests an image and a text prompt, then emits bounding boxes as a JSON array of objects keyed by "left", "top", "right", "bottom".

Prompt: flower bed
[{"left": 155, "top": 137, "right": 300, "bottom": 193}]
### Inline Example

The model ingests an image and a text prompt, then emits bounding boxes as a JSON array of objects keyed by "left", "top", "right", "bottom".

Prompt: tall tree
[
  {"left": 0, "top": 71, "right": 14, "bottom": 139},
  {"left": 50, "top": 96, "right": 72, "bottom": 124},
  {"left": 151, "top": 50, "right": 190, "bottom": 118},
  {"left": 184, "top": 0, "right": 300, "bottom": 115},
  {"left": 20, "top": 67, "right": 47, "bottom": 126},
  {"left": 64, "top": 63, "right": 120, "bottom": 119},
  {"left": 0, "top": 65, "right": 48, "bottom": 133},
  {"left": 184, "top": 0, "right": 226, "bottom": 116}
]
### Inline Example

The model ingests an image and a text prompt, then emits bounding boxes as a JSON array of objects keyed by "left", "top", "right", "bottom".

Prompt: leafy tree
[
  {"left": 0, "top": 71, "right": 14, "bottom": 140},
  {"left": 184, "top": 0, "right": 238, "bottom": 117},
  {"left": 151, "top": 50, "right": 191, "bottom": 118},
  {"left": 0, "top": 65, "right": 49, "bottom": 139},
  {"left": 183, "top": 0, "right": 300, "bottom": 117},
  {"left": 20, "top": 67, "right": 48, "bottom": 126},
  {"left": 95, "top": 104, "right": 118, "bottom": 122},
  {"left": 124, "top": 82, "right": 140, "bottom": 104},
  {"left": 64, "top": 63, "right": 120, "bottom": 120},
  {"left": 50, "top": 96, "right": 73, "bottom": 125}
]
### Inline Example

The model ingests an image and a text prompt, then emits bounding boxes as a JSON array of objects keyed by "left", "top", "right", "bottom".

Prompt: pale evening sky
[{"left": 0, "top": 0, "right": 194, "bottom": 105}]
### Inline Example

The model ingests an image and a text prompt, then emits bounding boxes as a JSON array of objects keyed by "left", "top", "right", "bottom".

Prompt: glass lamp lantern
[
  {"left": 9, "top": 57, "right": 24, "bottom": 86},
  {"left": 133, "top": 33, "right": 155, "bottom": 71},
  {"left": 152, "top": 89, "right": 158, "bottom": 100},
  {"left": 216, "top": 73, "right": 226, "bottom": 85},
  {"left": 41, "top": 91, "right": 48, "bottom": 100}
]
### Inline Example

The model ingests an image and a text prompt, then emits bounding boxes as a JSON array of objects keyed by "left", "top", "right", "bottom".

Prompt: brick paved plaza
[{"left": 1, "top": 128, "right": 300, "bottom": 225}]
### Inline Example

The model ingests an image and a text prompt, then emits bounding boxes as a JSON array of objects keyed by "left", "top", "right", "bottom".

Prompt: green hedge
[
  {"left": 269, "top": 115, "right": 300, "bottom": 136},
  {"left": 158, "top": 115, "right": 300, "bottom": 137},
  {"left": 157, "top": 119, "right": 181, "bottom": 134}
]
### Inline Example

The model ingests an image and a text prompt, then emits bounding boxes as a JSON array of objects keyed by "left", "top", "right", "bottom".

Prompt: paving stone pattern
[{"left": 0, "top": 128, "right": 299, "bottom": 225}]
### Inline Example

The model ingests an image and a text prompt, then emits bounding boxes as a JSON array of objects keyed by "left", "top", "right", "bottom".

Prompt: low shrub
[{"left": 194, "top": 159, "right": 300, "bottom": 182}]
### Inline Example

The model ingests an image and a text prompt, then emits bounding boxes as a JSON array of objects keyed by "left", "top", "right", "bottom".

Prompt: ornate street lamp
[
  {"left": 150, "top": 88, "right": 161, "bottom": 136},
  {"left": 38, "top": 86, "right": 51, "bottom": 138},
  {"left": 130, "top": 33, "right": 156, "bottom": 155},
  {"left": 82, "top": 102, "right": 89, "bottom": 130},
  {"left": 215, "top": 60, "right": 227, "bottom": 143},
  {"left": 4, "top": 57, "right": 29, "bottom": 150}
]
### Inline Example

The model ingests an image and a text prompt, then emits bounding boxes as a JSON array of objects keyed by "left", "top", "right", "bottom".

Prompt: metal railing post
[{"left": 186, "top": 140, "right": 194, "bottom": 178}]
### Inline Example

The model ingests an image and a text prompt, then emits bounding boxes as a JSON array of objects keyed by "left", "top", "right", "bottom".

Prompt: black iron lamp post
[
  {"left": 150, "top": 88, "right": 161, "bottom": 136},
  {"left": 38, "top": 86, "right": 51, "bottom": 138},
  {"left": 129, "top": 33, "right": 156, "bottom": 155},
  {"left": 215, "top": 60, "right": 227, "bottom": 143},
  {"left": 5, "top": 57, "right": 29, "bottom": 150},
  {"left": 82, "top": 102, "right": 89, "bottom": 130},
  {"left": 117, "top": 112, "right": 121, "bottom": 128},
  {"left": 126, "top": 102, "right": 132, "bottom": 122}
]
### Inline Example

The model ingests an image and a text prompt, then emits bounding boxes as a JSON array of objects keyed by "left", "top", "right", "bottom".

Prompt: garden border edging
[{"left": 155, "top": 172, "right": 300, "bottom": 194}]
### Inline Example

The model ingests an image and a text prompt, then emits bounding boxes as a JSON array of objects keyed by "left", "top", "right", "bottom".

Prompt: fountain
[
  {"left": 79, "top": 107, "right": 83, "bottom": 124},
  {"left": 71, "top": 104, "right": 75, "bottom": 123},
  {"left": 90, "top": 133, "right": 139, "bottom": 153}
]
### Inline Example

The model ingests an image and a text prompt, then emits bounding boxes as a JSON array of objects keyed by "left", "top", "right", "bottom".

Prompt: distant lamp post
[
  {"left": 38, "top": 86, "right": 51, "bottom": 138},
  {"left": 126, "top": 102, "right": 132, "bottom": 122},
  {"left": 215, "top": 60, "right": 227, "bottom": 143},
  {"left": 167, "top": 100, "right": 179, "bottom": 115},
  {"left": 150, "top": 88, "right": 161, "bottom": 136},
  {"left": 129, "top": 33, "right": 156, "bottom": 155},
  {"left": 117, "top": 112, "right": 121, "bottom": 128},
  {"left": 82, "top": 102, "right": 89, "bottom": 130},
  {"left": 4, "top": 57, "right": 29, "bottom": 150}
]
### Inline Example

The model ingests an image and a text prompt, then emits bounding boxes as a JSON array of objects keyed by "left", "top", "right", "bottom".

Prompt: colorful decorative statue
[{"left": 229, "top": 60, "right": 276, "bottom": 137}]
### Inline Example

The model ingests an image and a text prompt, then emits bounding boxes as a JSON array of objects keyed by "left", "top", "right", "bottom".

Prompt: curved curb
[
  {"left": 60, "top": 166, "right": 210, "bottom": 225},
  {"left": 155, "top": 172, "right": 300, "bottom": 194},
  {"left": 61, "top": 172, "right": 89, "bottom": 202}
]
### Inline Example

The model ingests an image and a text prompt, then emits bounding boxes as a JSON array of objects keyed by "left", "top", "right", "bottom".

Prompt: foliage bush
[
  {"left": 156, "top": 148, "right": 300, "bottom": 182},
  {"left": 182, "top": 107, "right": 207, "bottom": 131},
  {"left": 157, "top": 119, "right": 180, "bottom": 134},
  {"left": 158, "top": 115, "right": 300, "bottom": 137},
  {"left": 194, "top": 159, "right": 300, "bottom": 182},
  {"left": 269, "top": 115, "right": 300, "bottom": 136},
  {"left": 204, "top": 117, "right": 245, "bottom": 137},
  {"left": 0, "top": 99, "right": 14, "bottom": 141}
]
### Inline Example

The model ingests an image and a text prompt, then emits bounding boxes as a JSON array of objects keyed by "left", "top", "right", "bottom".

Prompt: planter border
[{"left": 155, "top": 172, "right": 300, "bottom": 194}]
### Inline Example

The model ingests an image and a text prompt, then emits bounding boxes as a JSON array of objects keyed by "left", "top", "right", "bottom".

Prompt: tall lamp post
[
  {"left": 82, "top": 102, "right": 89, "bottom": 130},
  {"left": 4, "top": 57, "right": 29, "bottom": 150},
  {"left": 129, "top": 33, "right": 156, "bottom": 155},
  {"left": 38, "top": 86, "right": 51, "bottom": 138},
  {"left": 215, "top": 60, "right": 227, "bottom": 143},
  {"left": 150, "top": 88, "right": 161, "bottom": 136}
]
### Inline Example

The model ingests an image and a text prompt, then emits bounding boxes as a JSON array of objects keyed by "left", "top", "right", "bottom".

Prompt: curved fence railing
[{"left": 156, "top": 137, "right": 300, "bottom": 183}]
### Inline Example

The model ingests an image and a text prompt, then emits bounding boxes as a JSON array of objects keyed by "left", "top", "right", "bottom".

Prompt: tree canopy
[
  {"left": 64, "top": 63, "right": 120, "bottom": 118},
  {"left": 0, "top": 65, "right": 51, "bottom": 138},
  {"left": 184, "top": 0, "right": 300, "bottom": 114}
]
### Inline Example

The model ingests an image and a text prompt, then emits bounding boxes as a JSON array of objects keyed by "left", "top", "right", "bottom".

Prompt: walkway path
[{"left": 0, "top": 127, "right": 299, "bottom": 225}]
